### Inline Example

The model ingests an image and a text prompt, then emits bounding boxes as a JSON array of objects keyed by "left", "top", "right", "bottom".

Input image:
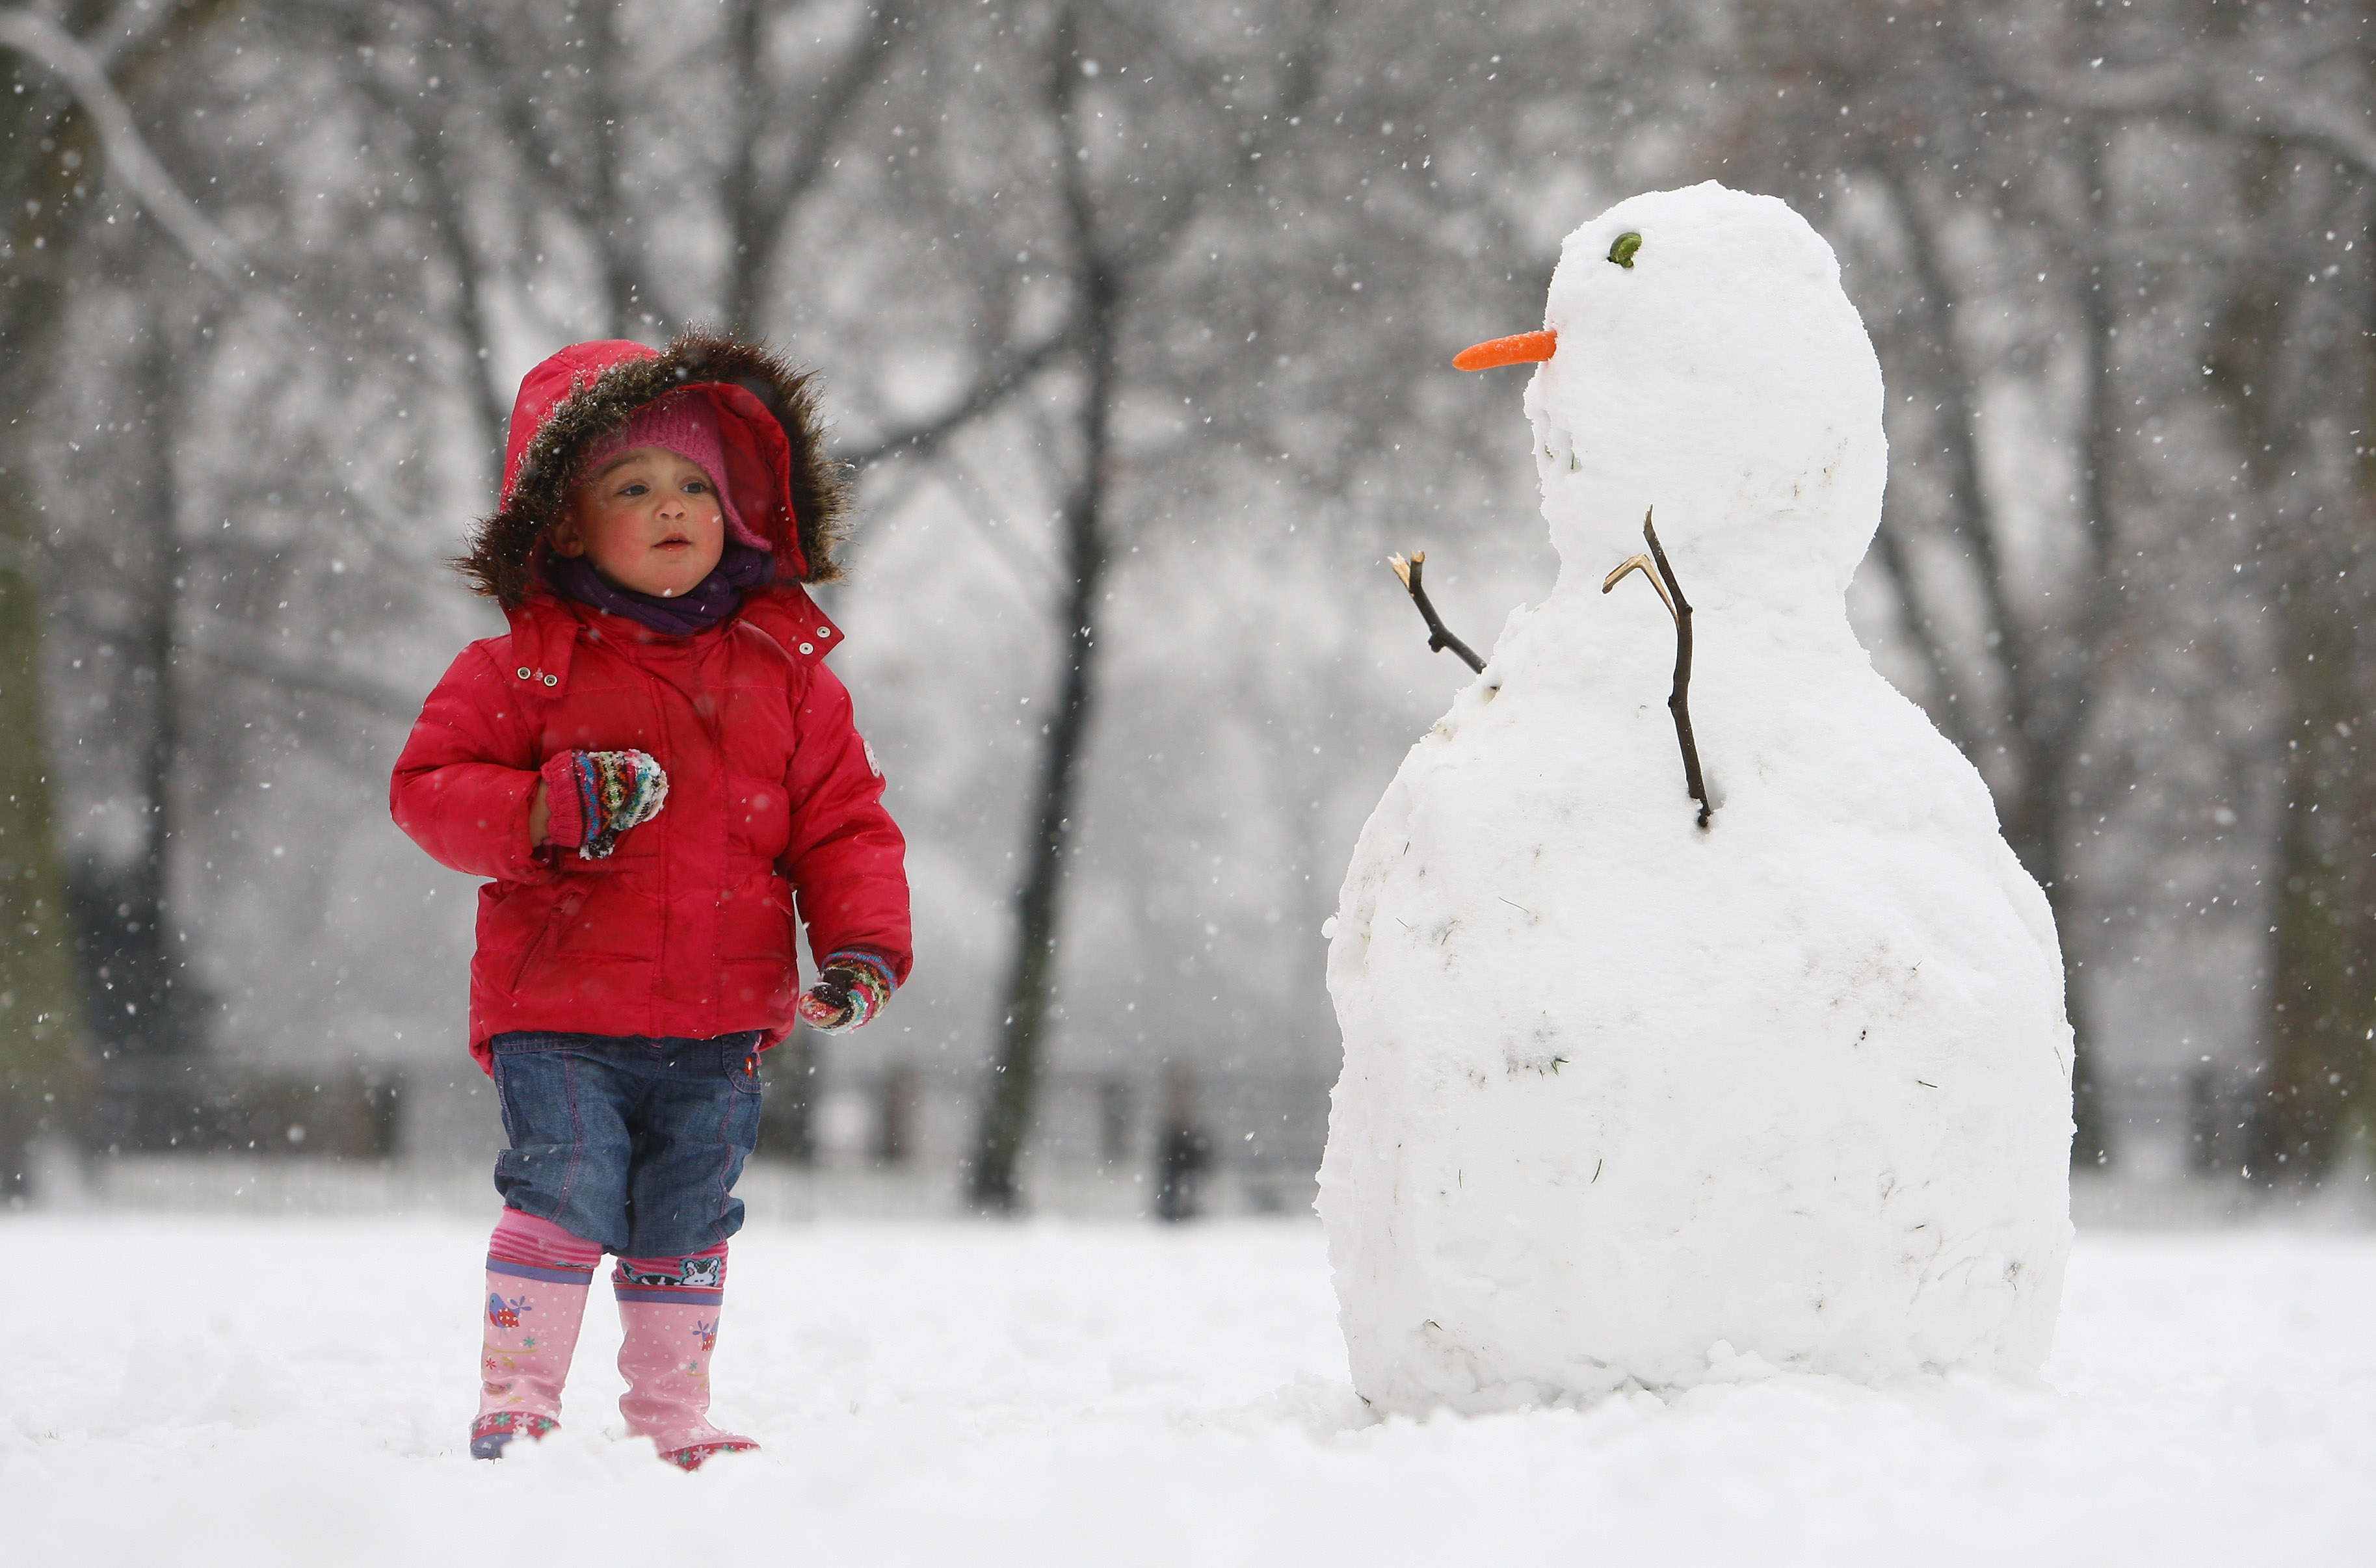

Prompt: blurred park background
[{"left": 2, "top": 0, "right": 2373, "bottom": 1223}]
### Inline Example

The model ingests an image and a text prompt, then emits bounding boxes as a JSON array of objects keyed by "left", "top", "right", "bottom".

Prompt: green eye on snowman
[{"left": 1608, "top": 231, "right": 1641, "bottom": 268}]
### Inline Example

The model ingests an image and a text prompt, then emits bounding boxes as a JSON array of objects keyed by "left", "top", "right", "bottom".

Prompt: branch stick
[
  {"left": 0, "top": 10, "right": 244, "bottom": 281},
  {"left": 1387, "top": 551, "right": 1486, "bottom": 673},
  {"left": 1638, "top": 512, "right": 1711, "bottom": 828}
]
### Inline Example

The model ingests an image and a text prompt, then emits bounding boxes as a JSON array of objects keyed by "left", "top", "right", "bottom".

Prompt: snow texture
[
  {"left": 1320, "top": 183, "right": 2074, "bottom": 1412},
  {"left": 3, "top": 1215, "right": 2372, "bottom": 1567}
]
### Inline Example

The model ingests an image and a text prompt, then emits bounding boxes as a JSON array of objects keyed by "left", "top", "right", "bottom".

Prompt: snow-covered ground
[{"left": 5, "top": 1214, "right": 2371, "bottom": 1565}]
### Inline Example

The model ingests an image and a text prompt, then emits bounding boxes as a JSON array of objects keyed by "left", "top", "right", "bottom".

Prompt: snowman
[{"left": 1317, "top": 183, "right": 2073, "bottom": 1414}]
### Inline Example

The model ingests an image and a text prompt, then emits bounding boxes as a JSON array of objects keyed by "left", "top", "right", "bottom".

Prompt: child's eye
[
  {"left": 617, "top": 482, "right": 648, "bottom": 497},
  {"left": 683, "top": 479, "right": 709, "bottom": 493}
]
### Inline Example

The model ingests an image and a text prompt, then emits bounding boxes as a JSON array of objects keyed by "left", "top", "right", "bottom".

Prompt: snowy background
[
  {"left": 3, "top": 0, "right": 2376, "bottom": 1551},
  {"left": 7, "top": 0, "right": 2371, "bottom": 1204}
]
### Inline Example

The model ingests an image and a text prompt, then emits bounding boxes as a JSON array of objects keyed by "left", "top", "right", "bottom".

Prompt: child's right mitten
[{"left": 539, "top": 748, "right": 669, "bottom": 859}]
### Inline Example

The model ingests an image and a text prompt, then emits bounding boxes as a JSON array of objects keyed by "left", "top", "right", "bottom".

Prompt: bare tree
[
  {"left": 0, "top": 0, "right": 245, "bottom": 1186},
  {"left": 962, "top": 0, "right": 1344, "bottom": 1210},
  {"left": 64, "top": 320, "right": 210, "bottom": 1084},
  {"left": 2206, "top": 92, "right": 2376, "bottom": 1183},
  {"left": 1710, "top": 0, "right": 2356, "bottom": 1168}
]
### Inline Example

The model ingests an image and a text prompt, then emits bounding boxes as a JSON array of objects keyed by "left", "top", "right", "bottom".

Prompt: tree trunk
[
  {"left": 963, "top": 5, "right": 1127, "bottom": 1212},
  {"left": 1878, "top": 163, "right": 2112, "bottom": 1168},
  {"left": 967, "top": 261, "right": 1119, "bottom": 1213},
  {"left": 2252, "top": 597, "right": 2369, "bottom": 1180},
  {"left": 0, "top": 475, "right": 86, "bottom": 1195},
  {"left": 2245, "top": 209, "right": 2376, "bottom": 1181},
  {"left": 2210, "top": 159, "right": 2376, "bottom": 1183},
  {"left": 0, "top": 0, "right": 242, "bottom": 1183},
  {"left": 71, "top": 328, "right": 209, "bottom": 1154},
  {"left": 0, "top": 61, "right": 106, "bottom": 1191}
]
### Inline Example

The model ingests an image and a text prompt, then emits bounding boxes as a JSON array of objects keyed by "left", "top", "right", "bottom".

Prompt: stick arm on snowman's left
[
  {"left": 1387, "top": 552, "right": 1488, "bottom": 674},
  {"left": 1602, "top": 510, "right": 1713, "bottom": 829}
]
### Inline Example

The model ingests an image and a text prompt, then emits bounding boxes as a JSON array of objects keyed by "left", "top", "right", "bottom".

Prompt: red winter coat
[{"left": 389, "top": 332, "right": 910, "bottom": 1071}]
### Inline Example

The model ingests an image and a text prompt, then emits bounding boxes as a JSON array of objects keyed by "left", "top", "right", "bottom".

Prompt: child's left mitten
[
  {"left": 797, "top": 952, "right": 895, "bottom": 1034},
  {"left": 539, "top": 748, "right": 669, "bottom": 859}
]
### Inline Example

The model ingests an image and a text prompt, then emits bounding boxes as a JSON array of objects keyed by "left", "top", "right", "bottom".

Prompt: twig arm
[
  {"left": 1600, "top": 554, "right": 1677, "bottom": 622},
  {"left": 1640, "top": 512, "right": 1711, "bottom": 828},
  {"left": 1387, "top": 552, "right": 1486, "bottom": 673}
]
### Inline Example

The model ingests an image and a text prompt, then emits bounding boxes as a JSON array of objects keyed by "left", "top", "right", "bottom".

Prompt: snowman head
[{"left": 1465, "top": 183, "right": 1885, "bottom": 620}]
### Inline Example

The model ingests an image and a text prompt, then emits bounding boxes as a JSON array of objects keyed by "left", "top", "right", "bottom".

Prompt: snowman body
[{"left": 1318, "top": 184, "right": 2073, "bottom": 1413}]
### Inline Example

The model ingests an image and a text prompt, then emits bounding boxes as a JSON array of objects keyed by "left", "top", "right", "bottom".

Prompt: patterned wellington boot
[
  {"left": 471, "top": 1212, "right": 600, "bottom": 1459},
  {"left": 613, "top": 1248, "right": 759, "bottom": 1470}
]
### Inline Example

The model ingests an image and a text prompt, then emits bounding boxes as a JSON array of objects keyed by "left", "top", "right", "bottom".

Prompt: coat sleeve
[
  {"left": 781, "top": 660, "right": 912, "bottom": 986},
  {"left": 389, "top": 641, "right": 552, "bottom": 885}
]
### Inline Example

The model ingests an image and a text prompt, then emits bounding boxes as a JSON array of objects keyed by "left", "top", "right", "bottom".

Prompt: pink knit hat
[{"left": 578, "top": 393, "right": 770, "bottom": 551}]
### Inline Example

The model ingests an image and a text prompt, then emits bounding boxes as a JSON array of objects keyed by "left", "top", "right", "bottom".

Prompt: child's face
[{"left": 551, "top": 446, "right": 727, "bottom": 598}]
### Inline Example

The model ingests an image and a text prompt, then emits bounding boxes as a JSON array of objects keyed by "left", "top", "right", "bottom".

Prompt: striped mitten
[
  {"left": 796, "top": 952, "right": 895, "bottom": 1034},
  {"left": 540, "top": 748, "right": 669, "bottom": 859}
]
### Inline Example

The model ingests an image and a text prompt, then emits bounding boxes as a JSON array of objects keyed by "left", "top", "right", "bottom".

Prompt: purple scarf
[{"left": 547, "top": 543, "right": 774, "bottom": 636}]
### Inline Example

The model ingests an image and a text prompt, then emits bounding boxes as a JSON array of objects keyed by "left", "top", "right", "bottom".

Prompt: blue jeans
[{"left": 488, "top": 1030, "right": 765, "bottom": 1259}]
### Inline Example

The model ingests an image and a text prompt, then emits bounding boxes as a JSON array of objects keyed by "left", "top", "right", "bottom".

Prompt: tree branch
[
  {"left": 0, "top": 7, "right": 242, "bottom": 281},
  {"left": 345, "top": 40, "right": 508, "bottom": 483},
  {"left": 181, "top": 614, "right": 416, "bottom": 720},
  {"left": 838, "top": 323, "right": 1081, "bottom": 469},
  {"left": 724, "top": 0, "right": 907, "bottom": 330}
]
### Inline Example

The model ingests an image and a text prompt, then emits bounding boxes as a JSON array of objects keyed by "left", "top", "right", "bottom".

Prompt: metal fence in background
[{"left": 755, "top": 1055, "right": 1335, "bottom": 1219}]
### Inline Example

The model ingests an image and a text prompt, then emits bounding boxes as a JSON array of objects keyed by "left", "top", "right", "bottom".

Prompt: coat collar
[
  {"left": 502, "top": 584, "right": 843, "bottom": 700},
  {"left": 501, "top": 595, "right": 581, "bottom": 698}
]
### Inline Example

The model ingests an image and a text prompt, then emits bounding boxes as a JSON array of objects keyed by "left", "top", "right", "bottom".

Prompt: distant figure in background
[
  {"left": 389, "top": 333, "right": 912, "bottom": 1469},
  {"left": 1154, "top": 1064, "right": 1211, "bottom": 1222}
]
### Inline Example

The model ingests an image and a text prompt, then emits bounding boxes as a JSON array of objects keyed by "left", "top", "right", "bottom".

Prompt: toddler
[{"left": 391, "top": 332, "right": 910, "bottom": 1469}]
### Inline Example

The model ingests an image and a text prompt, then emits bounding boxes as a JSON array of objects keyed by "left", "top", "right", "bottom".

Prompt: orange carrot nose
[{"left": 1453, "top": 330, "right": 1557, "bottom": 371}]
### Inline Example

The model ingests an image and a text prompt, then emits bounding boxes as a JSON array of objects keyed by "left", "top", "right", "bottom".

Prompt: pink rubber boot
[
  {"left": 613, "top": 1246, "right": 758, "bottom": 1470},
  {"left": 471, "top": 1209, "right": 601, "bottom": 1459}
]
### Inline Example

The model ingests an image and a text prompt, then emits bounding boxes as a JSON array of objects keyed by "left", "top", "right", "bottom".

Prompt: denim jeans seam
[
  {"left": 711, "top": 1077, "right": 748, "bottom": 1248},
  {"left": 555, "top": 1049, "right": 585, "bottom": 1218},
  {"left": 707, "top": 1092, "right": 729, "bottom": 1248},
  {"left": 492, "top": 1056, "right": 518, "bottom": 1147},
  {"left": 624, "top": 1066, "right": 665, "bottom": 1251}
]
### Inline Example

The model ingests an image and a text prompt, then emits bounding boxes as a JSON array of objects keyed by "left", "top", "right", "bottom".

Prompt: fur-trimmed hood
[{"left": 459, "top": 329, "right": 851, "bottom": 607}]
